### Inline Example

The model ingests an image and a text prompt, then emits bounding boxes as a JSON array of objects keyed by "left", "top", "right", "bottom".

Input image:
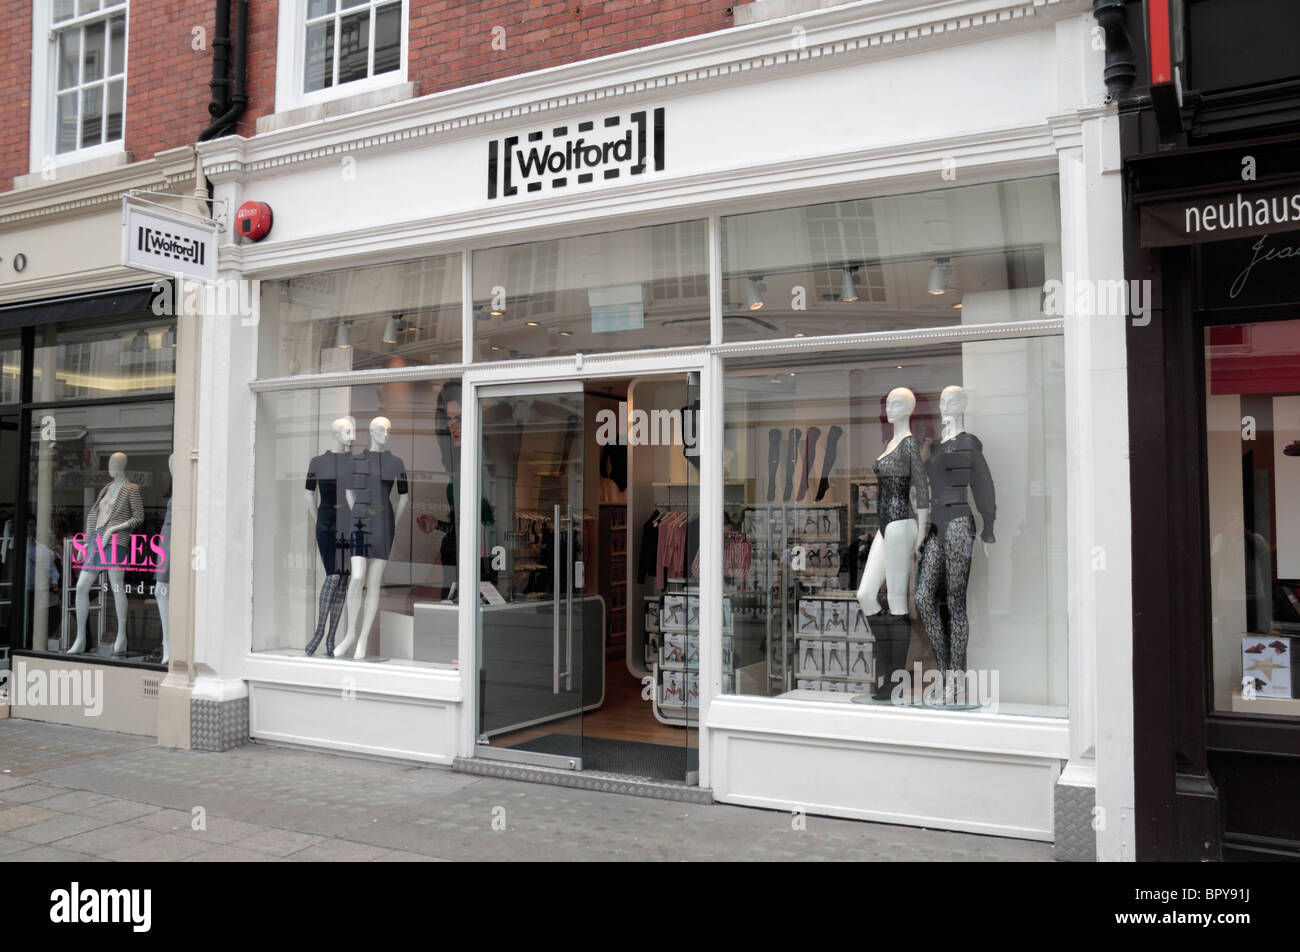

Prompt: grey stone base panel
[
  {"left": 191, "top": 697, "right": 250, "bottom": 752},
  {"left": 452, "top": 757, "right": 714, "bottom": 804},
  {"left": 1053, "top": 782, "right": 1097, "bottom": 862}
]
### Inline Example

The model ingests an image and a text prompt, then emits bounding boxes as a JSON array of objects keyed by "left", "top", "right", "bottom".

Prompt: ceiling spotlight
[
  {"left": 559, "top": 330, "right": 572, "bottom": 337},
  {"left": 130, "top": 329, "right": 149, "bottom": 351},
  {"left": 489, "top": 301, "right": 506, "bottom": 317},
  {"left": 927, "top": 257, "right": 954, "bottom": 296},
  {"left": 952, "top": 301, "right": 963, "bottom": 309},
  {"left": 161, "top": 328, "right": 176, "bottom": 349},
  {"left": 382, "top": 316, "right": 401, "bottom": 344},
  {"left": 793, "top": 332, "right": 806, "bottom": 338},
  {"left": 335, "top": 321, "right": 352, "bottom": 349},
  {"left": 745, "top": 276, "right": 767, "bottom": 311},
  {"left": 840, "top": 267, "right": 859, "bottom": 302},
  {"left": 526, "top": 321, "right": 540, "bottom": 327}
]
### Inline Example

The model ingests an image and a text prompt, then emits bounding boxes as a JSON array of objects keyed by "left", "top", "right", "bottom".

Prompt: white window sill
[
  {"left": 13, "top": 149, "right": 133, "bottom": 190},
  {"left": 733, "top": 0, "right": 857, "bottom": 25},
  {"left": 257, "top": 81, "right": 419, "bottom": 134}
]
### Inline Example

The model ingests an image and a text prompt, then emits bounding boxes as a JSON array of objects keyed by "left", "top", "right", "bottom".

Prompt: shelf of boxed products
[{"left": 644, "top": 591, "right": 736, "bottom": 724}]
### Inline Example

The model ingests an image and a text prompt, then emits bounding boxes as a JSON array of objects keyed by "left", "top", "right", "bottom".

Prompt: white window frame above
[
  {"left": 275, "top": 0, "right": 409, "bottom": 114},
  {"left": 30, "top": 0, "right": 130, "bottom": 173}
]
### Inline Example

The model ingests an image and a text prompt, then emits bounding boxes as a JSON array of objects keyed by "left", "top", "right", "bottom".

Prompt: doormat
[{"left": 506, "top": 734, "right": 699, "bottom": 783}]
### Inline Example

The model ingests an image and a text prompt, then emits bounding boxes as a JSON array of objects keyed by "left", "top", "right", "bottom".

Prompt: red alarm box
[{"left": 235, "top": 201, "right": 273, "bottom": 241}]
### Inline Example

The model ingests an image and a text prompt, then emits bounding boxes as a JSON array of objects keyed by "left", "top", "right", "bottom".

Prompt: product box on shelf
[
  {"left": 645, "top": 631, "right": 660, "bottom": 667},
  {"left": 644, "top": 599, "right": 660, "bottom": 632},
  {"left": 822, "top": 601, "right": 850, "bottom": 636},
  {"left": 1242, "top": 635, "right": 1294, "bottom": 698},
  {"left": 797, "top": 639, "right": 823, "bottom": 676},
  {"left": 797, "top": 599, "right": 822, "bottom": 634},
  {"left": 824, "top": 640, "right": 847, "bottom": 676},
  {"left": 848, "top": 641, "right": 874, "bottom": 680},
  {"left": 850, "top": 603, "right": 872, "bottom": 637},
  {"left": 721, "top": 635, "right": 734, "bottom": 670},
  {"left": 661, "top": 669, "right": 685, "bottom": 707},
  {"left": 662, "top": 632, "right": 688, "bottom": 667},
  {"left": 721, "top": 596, "right": 734, "bottom": 634},
  {"left": 661, "top": 594, "right": 687, "bottom": 631},
  {"left": 686, "top": 672, "right": 700, "bottom": 708},
  {"left": 687, "top": 594, "right": 700, "bottom": 630}
]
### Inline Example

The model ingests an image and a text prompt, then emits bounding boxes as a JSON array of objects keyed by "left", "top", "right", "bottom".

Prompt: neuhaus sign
[
  {"left": 487, "top": 107, "right": 665, "bottom": 200},
  {"left": 1141, "top": 183, "right": 1300, "bottom": 247}
]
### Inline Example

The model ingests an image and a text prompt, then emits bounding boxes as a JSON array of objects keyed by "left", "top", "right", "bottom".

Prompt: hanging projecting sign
[
  {"left": 487, "top": 107, "right": 665, "bottom": 200},
  {"left": 121, "top": 199, "right": 218, "bottom": 283}
]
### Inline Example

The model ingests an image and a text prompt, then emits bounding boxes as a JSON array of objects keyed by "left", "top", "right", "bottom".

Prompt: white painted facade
[{"left": 193, "top": 0, "right": 1134, "bottom": 857}]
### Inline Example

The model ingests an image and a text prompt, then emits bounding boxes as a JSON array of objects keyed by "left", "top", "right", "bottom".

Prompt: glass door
[{"left": 475, "top": 381, "right": 594, "bottom": 769}]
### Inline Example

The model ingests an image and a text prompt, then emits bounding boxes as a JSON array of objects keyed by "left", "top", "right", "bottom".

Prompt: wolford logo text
[
  {"left": 488, "top": 108, "right": 665, "bottom": 200},
  {"left": 50, "top": 883, "right": 151, "bottom": 932}
]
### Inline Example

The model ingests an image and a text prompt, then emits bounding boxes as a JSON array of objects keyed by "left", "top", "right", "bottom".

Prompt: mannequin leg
[
  {"left": 109, "top": 570, "right": 128, "bottom": 654},
  {"left": 351, "top": 558, "right": 388, "bottom": 659},
  {"left": 68, "top": 570, "right": 99, "bottom": 654},
  {"left": 814, "top": 425, "right": 844, "bottom": 501},
  {"left": 914, "top": 529, "right": 949, "bottom": 674},
  {"left": 855, "top": 531, "right": 887, "bottom": 615},
  {"left": 944, "top": 517, "right": 976, "bottom": 700},
  {"left": 766, "top": 429, "right": 782, "bottom": 502},
  {"left": 305, "top": 574, "right": 340, "bottom": 656},
  {"left": 156, "top": 582, "right": 169, "bottom": 664},
  {"left": 324, "top": 574, "right": 348, "bottom": 657},
  {"left": 881, "top": 518, "right": 917, "bottom": 615},
  {"left": 330, "top": 556, "right": 368, "bottom": 657}
]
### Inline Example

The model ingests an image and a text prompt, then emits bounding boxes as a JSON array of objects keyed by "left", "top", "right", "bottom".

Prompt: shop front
[{"left": 195, "top": 0, "right": 1133, "bottom": 856}]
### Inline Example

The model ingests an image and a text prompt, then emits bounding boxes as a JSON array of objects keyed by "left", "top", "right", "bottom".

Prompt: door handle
[
  {"left": 565, "top": 506, "right": 575, "bottom": 692},
  {"left": 553, "top": 503, "right": 561, "bottom": 695}
]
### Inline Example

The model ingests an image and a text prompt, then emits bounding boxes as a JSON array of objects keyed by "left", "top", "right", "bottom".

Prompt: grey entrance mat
[{"left": 506, "top": 734, "right": 699, "bottom": 783}]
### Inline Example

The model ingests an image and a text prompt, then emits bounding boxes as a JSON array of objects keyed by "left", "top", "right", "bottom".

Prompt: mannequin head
[
  {"left": 939, "top": 385, "right": 968, "bottom": 424},
  {"left": 884, "top": 387, "right": 917, "bottom": 425},
  {"left": 370, "top": 416, "right": 392, "bottom": 446},
  {"left": 332, "top": 416, "right": 356, "bottom": 447},
  {"left": 108, "top": 452, "right": 128, "bottom": 478}
]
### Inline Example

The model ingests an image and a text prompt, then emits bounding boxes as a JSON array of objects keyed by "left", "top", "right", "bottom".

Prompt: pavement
[{"left": 0, "top": 718, "right": 1053, "bottom": 862}]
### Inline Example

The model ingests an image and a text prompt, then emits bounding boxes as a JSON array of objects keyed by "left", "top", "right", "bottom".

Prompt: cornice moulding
[{"left": 199, "top": 0, "right": 1091, "bottom": 180}]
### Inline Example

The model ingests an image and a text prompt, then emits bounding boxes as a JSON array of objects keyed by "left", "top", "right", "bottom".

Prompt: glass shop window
[
  {"left": 1205, "top": 319, "right": 1300, "bottom": 718},
  {"left": 253, "top": 379, "right": 463, "bottom": 666},
  {"left": 717, "top": 336, "right": 1067, "bottom": 716},
  {"left": 721, "top": 177, "right": 1061, "bottom": 343}
]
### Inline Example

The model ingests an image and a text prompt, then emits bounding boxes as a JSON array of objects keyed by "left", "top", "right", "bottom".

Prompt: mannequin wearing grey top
[{"left": 68, "top": 451, "right": 143, "bottom": 656}]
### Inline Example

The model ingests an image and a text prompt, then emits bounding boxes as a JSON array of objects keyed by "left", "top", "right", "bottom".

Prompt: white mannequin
[
  {"left": 304, "top": 416, "right": 355, "bottom": 519},
  {"left": 856, "top": 388, "right": 930, "bottom": 615},
  {"left": 332, "top": 417, "right": 408, "bottom": 659},
  {"left": 155, "top": 454, "right": 173, "bottom": 664},
  {"left": 938, "top": 385, "right": 991, "bottom": 557},
  {"left": 68, "top": 451, "right": 132, "bottom": 655}
]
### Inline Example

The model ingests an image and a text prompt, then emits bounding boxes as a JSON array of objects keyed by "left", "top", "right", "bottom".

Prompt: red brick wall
[{"left": 1, "top": 1, "right": 737, "bottom": 193}]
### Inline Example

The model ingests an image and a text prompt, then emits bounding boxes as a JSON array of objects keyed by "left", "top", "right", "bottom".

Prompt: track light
[
  {"left": 745, "top": 276, "right": 767, "bottom": 311},
  {"left": 927, "top": 257, "right": 953, "bottom": 296},
  {"left": 840, "top": 267, "right": 859, "bottom": 302},
  {"left": 161, "top": 328, "right": 176, "bottom": 348},
  {"left": 382, "top": 316, "right": 401, "bottom": 344},
  {"left": 130, "top": 329, "right": 149, "bottom": 351},
  {"left": 335, "top": 321, "right": 352, "bottom": 349}
]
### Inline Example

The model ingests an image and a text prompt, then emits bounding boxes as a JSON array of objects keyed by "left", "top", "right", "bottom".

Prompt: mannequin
[
  {"left": 304, "top": 416, "right": 355, "bottom": 656},
  {"left": 331, "top": 417, "right": 409, "bottom": 659},
  {"left": 855, "top": 388, "right": 930, "bottom": 700},
  {"left": 856, "top": 388, "right": 931, "bottom": 615},
  {"left": 68, "top": 451, "right": 143, "bottom": 656},
  {"left": 153, "top": 454, "right": 174, "bottom": 664},
  {"left": 915, "top": 385, "right": 996, "bottom": 702}
]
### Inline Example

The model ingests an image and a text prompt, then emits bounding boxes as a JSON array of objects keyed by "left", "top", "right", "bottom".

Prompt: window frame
[
  {"left": 30, "top": 0, "right": 130, "bottom": 172},
  {"left": 275, "top": 0, "right": 410, "bottom": 115}
]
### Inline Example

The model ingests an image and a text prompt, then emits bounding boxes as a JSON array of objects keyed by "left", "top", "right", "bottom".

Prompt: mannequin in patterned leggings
[{"left": 914, "top": 386, "right": 996, "bottom": 703}]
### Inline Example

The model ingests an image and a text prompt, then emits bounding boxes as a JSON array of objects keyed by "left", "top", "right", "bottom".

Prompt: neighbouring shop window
[
  {"left": 473, "top": 220, "right": 710, "bottom": 360},
  {"left": 259, "top": 254, "right": 462, "bottom": 377},
  {"left": 32, "top": 315, "right": 176, "bottom": 402},
  {"left": 1205, "top": 319, "right": 1300, "bottom": 717},
  {"left": 253, "top": 378, "right": 462, "bottom": 666},
  {"left": 0, "top": 334, "right": 20, "bottom": 404},
  {"left": 51, "top": 0, "right": 128, "bottom": 154},
  {"left": 717, "top": 335, "right": 1067, "bottom": 715},
  {"left": 304, "top": 0, "right": 403, "bottom": 93},
  {"left": 721, "top": 177, "right": 1061, "bottom": 342},
  {"left": 25, "top": 400, "right": 175, "bottom": 666}
]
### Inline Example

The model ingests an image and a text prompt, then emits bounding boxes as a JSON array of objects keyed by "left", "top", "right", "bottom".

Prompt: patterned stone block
[
  {"left": 1053, "top": 781, "right": 1097, "bottom": 862},
  {"left": 190, "top": 697, "right": 249, "bottom": 752}
]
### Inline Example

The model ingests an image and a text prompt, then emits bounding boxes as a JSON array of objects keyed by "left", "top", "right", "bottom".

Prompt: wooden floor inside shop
[{"left": 491, "top": 659, "right": 698, "bottom": 750}]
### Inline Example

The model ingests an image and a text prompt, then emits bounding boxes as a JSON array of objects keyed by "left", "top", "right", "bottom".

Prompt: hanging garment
[
  {"left": 815, "top": 425, "right": 844, "bottom": 501},
  {"left": 80, "top": 480, "right": 144, "bottom": 570},
  {"left": 638, "top": 511, "right": 660, "bottom": 584}
]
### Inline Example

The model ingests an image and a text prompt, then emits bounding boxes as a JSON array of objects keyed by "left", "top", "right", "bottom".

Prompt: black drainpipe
[{"left": 199, "top": 0, "right": 248, "bottom": 140}]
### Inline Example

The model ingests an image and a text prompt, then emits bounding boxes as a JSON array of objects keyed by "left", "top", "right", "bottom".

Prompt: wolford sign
[
  {"left": 121, "top": 199, "right": 218, "bottom": 282},
  {"left": 487, "top": 107, "right": 665, "bottom": 200}
]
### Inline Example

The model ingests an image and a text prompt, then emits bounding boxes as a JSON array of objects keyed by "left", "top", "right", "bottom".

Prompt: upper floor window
[
  {"left": 49, "top": 1, "right": 128, "bottom": 156},
  {"left": 303, "top": 0, "right": 402, "bottom": 93}
]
